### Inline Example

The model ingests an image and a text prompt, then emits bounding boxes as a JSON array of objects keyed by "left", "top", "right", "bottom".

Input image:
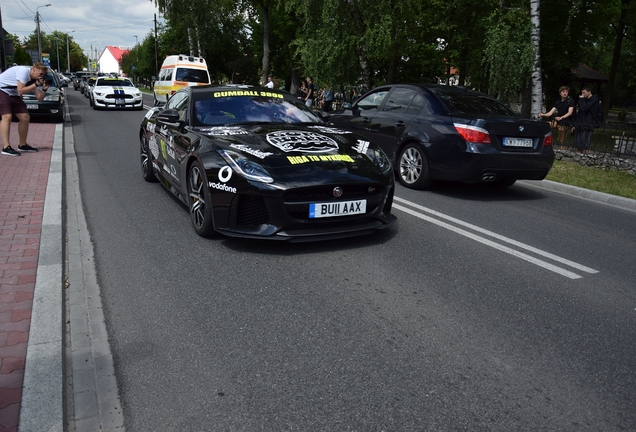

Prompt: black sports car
[
  {"left": 139, "top": 85, "right": 396, "bottom": 241},
  {"left": 328, "top": 84, "right": 555, "bottom": 189}
]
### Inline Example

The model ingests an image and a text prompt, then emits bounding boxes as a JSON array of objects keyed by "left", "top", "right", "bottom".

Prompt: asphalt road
[{"left": 67, "top": 90, "right": 636, "bottom": 430}]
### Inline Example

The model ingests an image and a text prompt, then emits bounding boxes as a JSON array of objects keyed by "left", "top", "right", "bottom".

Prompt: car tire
[
  {"left": 140, "top": 134, "right": 158, "bottom": 183},
  {"left": 188, "top": 161, "right": 216, "bottom": 237},
  {"left": 397, "top": 142, "right": 432, "bottom": 189}
]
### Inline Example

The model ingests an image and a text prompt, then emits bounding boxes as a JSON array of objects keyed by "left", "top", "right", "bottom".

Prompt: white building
[{"left": 98, "top": 46, "right": 129, "bottom": 75}]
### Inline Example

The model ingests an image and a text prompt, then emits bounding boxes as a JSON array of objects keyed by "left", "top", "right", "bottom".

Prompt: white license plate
[
  {"left": 26, "top": 104, "right": 38, "bottom": 110},
  {"left": 115, "top": 99, "right": 125, "bottom": 105},
  {"left": 503, "top": 137, "right": 533, "bottom": 147},
  {"left": 309, "top": 200, "right": 366, "bottom": 218}
]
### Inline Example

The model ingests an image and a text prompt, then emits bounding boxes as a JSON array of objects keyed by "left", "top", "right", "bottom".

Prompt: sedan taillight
[
  {"left": 454, "top": 123, "right": 491, "bottom": 144},
  {"left": 544, "top": 132, "right": 553, "bottom": 146}
]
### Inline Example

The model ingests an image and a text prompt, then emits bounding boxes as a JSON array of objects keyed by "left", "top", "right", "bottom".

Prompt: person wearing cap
[{"left": 0, "top": 62, "right": 51, "bottom": 156}]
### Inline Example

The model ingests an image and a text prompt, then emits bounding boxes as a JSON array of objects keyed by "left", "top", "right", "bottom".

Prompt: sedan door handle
[
  {"left": 361, "top": 117, "right": 370, "bottom": 124},
  {"left": 396, "top": 121, "right": 406, "bottom": 128}
]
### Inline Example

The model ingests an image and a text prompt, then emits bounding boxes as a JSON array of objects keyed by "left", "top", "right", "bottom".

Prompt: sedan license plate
[
  {"left": 115, "top": 99, "right": 125, "bottom": 105},
  {"left": 309, "top": 200, "right": 366, "bottom": 218},
  {"left": 26, "top": 104, "right": 38, "bottom": 110},
  {"left": 503, "top": 137, "right": 533, "bottom": 147}
]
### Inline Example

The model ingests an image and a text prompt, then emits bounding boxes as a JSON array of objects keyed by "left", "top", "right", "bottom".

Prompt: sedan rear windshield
[
  {"left": 175, "top": 68, "right": 209, "bottom": 83},
  {"left": 193, "top": 94, "right": 322, "bottom": 126},
  {"left": 435, "top": 92, "right": 516, "bottom": 116}
]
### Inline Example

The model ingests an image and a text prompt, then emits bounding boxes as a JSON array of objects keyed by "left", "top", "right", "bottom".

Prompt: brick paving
[{"left": 0, "top": 122, "right": 55, "bottom": 432}]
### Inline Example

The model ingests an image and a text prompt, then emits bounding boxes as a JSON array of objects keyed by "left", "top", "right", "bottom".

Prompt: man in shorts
[{"left": 0, "top": 62, "right": 51, "bottom": 156}]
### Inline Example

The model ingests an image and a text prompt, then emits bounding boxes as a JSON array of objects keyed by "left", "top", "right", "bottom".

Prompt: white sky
[{"left": 1, "top": 0, "right": 163, "bottom": 57}]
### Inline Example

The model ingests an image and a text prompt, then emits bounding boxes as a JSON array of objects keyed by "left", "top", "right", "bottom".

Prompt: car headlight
[
  {"left": 218, "top": 149, "right": 274, "bottom": 183},
  {"left": 373, "top": 148, "right": 392, "bottom": 173},
  {"left": 133, "top": 92, "right": 141, "bottom": 97},
  {"left": 44, "top": 94, "right": 60, "bottom": 102}
]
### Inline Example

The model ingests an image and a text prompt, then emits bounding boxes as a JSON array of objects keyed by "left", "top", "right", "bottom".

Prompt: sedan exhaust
[{"left": 481, "top": 173, "right": 497, "bottom": 182}]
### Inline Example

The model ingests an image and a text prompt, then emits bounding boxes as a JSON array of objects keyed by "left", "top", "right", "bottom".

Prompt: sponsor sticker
[
  {"left": 266, "top": 131, "right": 339, "bottom": 153},
  {"left": 229, "top": 144, "right": 273, "bottom": 159}
]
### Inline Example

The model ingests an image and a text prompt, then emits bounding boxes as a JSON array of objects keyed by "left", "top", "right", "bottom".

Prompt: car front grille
[
  {"left": 105, "top": 94, "right": 133, "bottom": 99},
  {"left": 237, "top": 195, "right": 270, "bottom": 226}
]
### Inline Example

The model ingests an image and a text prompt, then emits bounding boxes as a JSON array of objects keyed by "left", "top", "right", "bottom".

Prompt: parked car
[
  {"left": 328, "top": 84, "right": 555, "bottom": 189},
  {"left": 139, "top": 85, "right": 396, "bottom": 240},
  {"left": 21, "top": 69, "right": 67, "bottom": 123},
  {"left": 89, "top": 76, "right": 143, "bottom": 110},
  {"left": 83, "top": 76, "right": 97, "bottom": 98}
]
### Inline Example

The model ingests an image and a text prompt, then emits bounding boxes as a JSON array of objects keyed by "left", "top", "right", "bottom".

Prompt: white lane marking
[
  {"left": 393, "top": 202, "right": 585, "bottom": 280},
  {"left": 395, "top": 196, "right": 599, "bottom": 274}
]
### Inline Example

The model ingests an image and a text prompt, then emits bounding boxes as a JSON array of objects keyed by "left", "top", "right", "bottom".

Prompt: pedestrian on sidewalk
[
  {"left": 0, "top": 62, "right": 51, "bottom": 156},
  {"left": 538, "top": 85, "right": 575, "bottom": 147}
]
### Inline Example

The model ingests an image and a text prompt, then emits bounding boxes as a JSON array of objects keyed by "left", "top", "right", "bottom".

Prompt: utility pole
[
  {"left": 36, "top": 4, "right": 51, "bottom": 63},
  {"left": 154, "top": 14, "right": 158, "bottom": 75}
]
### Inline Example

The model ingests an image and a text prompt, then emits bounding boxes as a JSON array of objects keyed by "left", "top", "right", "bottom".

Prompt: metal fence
[{"left": 550, "top": 121, "right": 636, "bottom": 159}]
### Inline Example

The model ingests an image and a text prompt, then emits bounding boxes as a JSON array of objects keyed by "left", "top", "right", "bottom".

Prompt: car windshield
[
  {"left": 193, "top": 93, "right": 322, "bottom": 126},
  {"left": 96, "top": 79, "right": 133, "bottom": 87},
  {"left": 175, "top": 68, "right": 209, "bottom": 83},
  {"left": 434, "top": 92, "right": 516, "bottom": 116}
]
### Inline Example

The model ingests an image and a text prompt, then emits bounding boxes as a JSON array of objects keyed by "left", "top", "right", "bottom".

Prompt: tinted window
[
  {"left": 193, "top": 93, "right": 322, "bottom": 126},
  {"left": 382, "top": 88, "right": 417, "bottom": 113},
  {"left": 407, "top": 93, "right": 426, "bottom": 115},
  {"left": 356, "top": 90, "right": 389, "bottom": 111},
  {"left": 166, "top": 92, "right": 188, "bottom": 120},
  {"left": 175, "top": 68, "right": 209, "bottom": 84},
  {"left": 96, "top": 78, "right": 133, "bottom": 87},
  {"left": 435, "top": 92, "right": 516, "bottom": 116}
]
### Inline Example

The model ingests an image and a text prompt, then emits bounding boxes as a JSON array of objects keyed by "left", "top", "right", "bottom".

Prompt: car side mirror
[
  {"left": 157, "top": 109, "right": 184, "bottom": 128},
  {"left": 342, "top": 102, "right": 352, "bottom": 110},
  {"left": 317, "top": 110, "right": 330, "bottom": 121}
]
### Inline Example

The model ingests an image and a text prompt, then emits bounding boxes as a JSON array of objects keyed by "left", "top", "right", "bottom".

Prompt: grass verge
[{"left": 546, "top": 160, "right": 636, "bottom": 200}]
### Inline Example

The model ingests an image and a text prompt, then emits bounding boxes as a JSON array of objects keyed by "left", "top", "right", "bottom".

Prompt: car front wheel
[
  {"left": 398, "top": 143, "right": 432, "bottom": 189},
  {"left": 140, "top": 134, "right": 158, "bottom": 183},
  {"left": 188, "top": 161, "right": 216, "bottom": 237}
]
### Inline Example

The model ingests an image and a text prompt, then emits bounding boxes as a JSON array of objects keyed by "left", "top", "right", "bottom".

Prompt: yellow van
[{"left": 153, "top": 54, "right": 211, "bottom": 105}]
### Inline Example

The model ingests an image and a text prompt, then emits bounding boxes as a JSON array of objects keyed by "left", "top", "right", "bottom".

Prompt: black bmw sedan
[
  {"left": 328, "top": 84, "right": 554, "bottom": 189},
  {"left": 139, "top": 85, "right": 396, "bottom": 241}
]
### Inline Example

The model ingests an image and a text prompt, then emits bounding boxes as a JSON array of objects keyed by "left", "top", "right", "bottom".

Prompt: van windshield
[{"left": 175, "top": 68, "right": 209, "bottom": 84}]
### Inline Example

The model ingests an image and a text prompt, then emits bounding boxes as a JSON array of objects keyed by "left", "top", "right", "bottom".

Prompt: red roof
[{"left": 105, "top": 46, "right": 130, "bottom": 63}]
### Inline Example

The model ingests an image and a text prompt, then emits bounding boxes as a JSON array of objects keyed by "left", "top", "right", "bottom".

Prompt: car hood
[
  {"left": 93, "top": 85, "right": 139, "bottom": 93},
  {"left": 22, "top": 86, "right": 63, "bottom": 100},
  {"left": 195, "top": 124, "right": 390, "bottom": 182}
]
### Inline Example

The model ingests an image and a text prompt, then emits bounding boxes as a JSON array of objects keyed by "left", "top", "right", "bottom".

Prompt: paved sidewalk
[{"left": 0, "top": 122, "right": 57, "bottom": 432}]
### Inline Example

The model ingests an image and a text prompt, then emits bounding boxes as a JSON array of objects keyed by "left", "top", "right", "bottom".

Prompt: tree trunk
[
  {"left": 529, "top": 0, "right": 543, "bottom": 118},
  {"left": 603, "top": 0, "right": 630, "bottom": 119},
  {"left": 260, "top": 0, "right": 271, "bottom": 87}
]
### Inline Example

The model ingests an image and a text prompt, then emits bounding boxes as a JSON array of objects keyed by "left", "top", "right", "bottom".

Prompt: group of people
[
  {"left": 539, "top": 85, "right": 601, "bottom": 152},
  {"left": 296, "top": 77, "right": 335, "bottom": 112}
]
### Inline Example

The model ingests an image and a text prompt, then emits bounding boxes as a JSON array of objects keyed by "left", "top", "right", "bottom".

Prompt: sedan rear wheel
[
  {"left": 188, "top": 161, "right": 216, "bottom": 237},
  {"left": 140, "top": 134, "right": 158, "bottom": 183},
  {"left": 398, "top": 143, "right": 432, "bottom": 189}
]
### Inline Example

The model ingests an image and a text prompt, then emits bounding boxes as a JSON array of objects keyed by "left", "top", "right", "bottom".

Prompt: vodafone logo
[{"left": 219, "top": 166, "right": 232, "bottom": 182}]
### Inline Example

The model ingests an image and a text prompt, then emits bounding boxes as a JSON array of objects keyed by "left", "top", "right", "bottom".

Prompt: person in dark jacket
[{"left": 572, "top": 86, "right": 599, "bottom": 153}]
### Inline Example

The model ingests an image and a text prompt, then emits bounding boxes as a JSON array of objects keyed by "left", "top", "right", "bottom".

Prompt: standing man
[
  {"left": 304, "top": 76, "right": 314, "bottom": 109},
  {"left": 572, "top": 86, "right": 600, "bottom": 153},
  {"left": 0, "top": 62, "right": 51, "bottom": 156},
  {"left": 265, "top": 76, "right": 275, "bottom": 89},
  {"left": 538, "top": 85, "right": 575, "bottom": 146},
  {"left": 322, "top": 85, "right": 334, "bottom": 112}
]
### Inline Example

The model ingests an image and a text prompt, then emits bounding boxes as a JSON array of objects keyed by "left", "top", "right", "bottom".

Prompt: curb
[
  {"left": 18, "top": 123, "right": 64, "bottom": 431},
  {"left": 518, "top": 179, "right": 636, "bottom": 213}
]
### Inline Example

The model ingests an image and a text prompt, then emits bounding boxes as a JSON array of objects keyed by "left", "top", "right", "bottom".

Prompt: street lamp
[
  {"left": 66, "top": 30, "right": 75, "bottom": 72},
  {"left": 36, "top": 4, "right": 51, "bottom": 63}
]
